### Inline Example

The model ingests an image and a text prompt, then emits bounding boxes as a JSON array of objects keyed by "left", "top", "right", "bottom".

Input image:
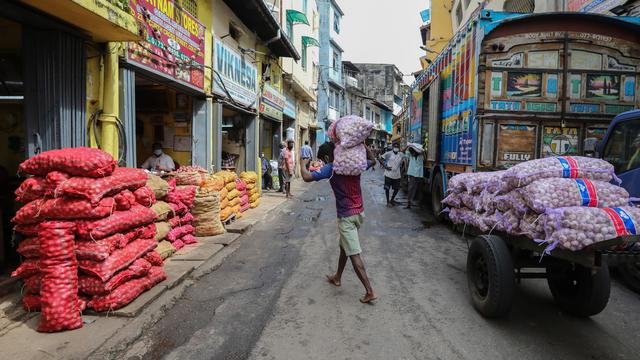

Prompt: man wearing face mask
[
  {"left": 140, "top": 142, "right": 176, "bottom": 172},
  {"left": 379, "top": 143, "right": 404, "bottom": 207}
]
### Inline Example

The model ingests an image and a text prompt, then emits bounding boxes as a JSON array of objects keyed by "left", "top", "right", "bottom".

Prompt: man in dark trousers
[{"left": 300, "top": 142, "right": 378, "bottom": 304}]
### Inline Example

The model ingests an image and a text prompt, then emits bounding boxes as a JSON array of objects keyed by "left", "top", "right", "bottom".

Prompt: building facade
[
  {"left": 280, "top": 0, "right": 320, "bottom": 167},
  {"left": 316, "top": 0, "right": 344, "bottom": 146}
]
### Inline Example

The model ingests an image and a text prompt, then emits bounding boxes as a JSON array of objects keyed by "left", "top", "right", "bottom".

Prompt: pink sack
[
  {"left": 19, "top": 147, "right": 116, "bottom": 178},
  {"left": 181, "top": 234, "right": 197, "bottom": 245},
  {"left": 330, "top": 115, "right": 374, "bottom": 148},
  {"left": 143, "top": 251, "right": 164, "bottom": 266},
  {"left": 134, "top": 186, "right": 156, "bottom": 207},
  {"left": 333, "top": 143, "right": 368, "bottom": 176},
  {"left": 166, "top": 185, "right": 197, "bottom": 208},
  {"left": 56, "top": 167, "right": 148, "bottom": 205},
  {"left": 78, "top": 258, "right": 152, "bottom": 296},
  {"left": 166, "top": 224, "right": 195, "bottom": 242}
]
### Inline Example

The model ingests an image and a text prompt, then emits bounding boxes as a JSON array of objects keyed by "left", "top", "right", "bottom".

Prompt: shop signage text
[
  {"left": 128, "top": 0, "right": 206, "bottom": 90},
  {"left": 260, "top": 84, "right": 285, "bottom": 121},
  {"left": 284, "top": 95, "right": 296, "bottom": 119},
  {"left": 213, "top": 38, "right": 258, "bottom": 107}
]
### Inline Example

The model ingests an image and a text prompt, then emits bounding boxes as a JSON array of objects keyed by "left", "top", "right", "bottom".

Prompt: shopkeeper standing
[{"left": 140, "top": 142, "right": 176, "bottom": 171}]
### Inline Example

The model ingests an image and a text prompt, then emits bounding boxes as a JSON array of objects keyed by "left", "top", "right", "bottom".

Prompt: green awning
[
  {"left": 286, "top": 10, "right": 309, "bottom": 25},
  {"left": 302, "top": 36, "right": 319, "bottom": 47}
]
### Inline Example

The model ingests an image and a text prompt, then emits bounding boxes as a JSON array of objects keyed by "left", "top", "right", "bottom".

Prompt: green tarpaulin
[
  {"left": 286, "top": 10, "right": 309, "bottom": 25},
  {"left": 302, "top": 36, "right": 319, "bottom": 47}
]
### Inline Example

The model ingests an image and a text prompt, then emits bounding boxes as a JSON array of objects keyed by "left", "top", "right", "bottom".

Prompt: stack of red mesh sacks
[
  {"left": 164, "top": 178, "right": 198, "bottom": 251},
  {"left": 11, "top": 148, "right": 166, "bottom": 326},
  {"left": 236, "top": 179, "right": 250, "bottom": 216}
]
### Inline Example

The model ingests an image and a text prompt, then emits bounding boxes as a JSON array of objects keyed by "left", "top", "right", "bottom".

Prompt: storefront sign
[
  {"left": 212, "top": 38, "right": 258, "bottom": 108},
  {"left": 525, "top": 102, "right": 556, "bottom": 112},
  {"left": 570, "top": 103, "right": 600, "bottom": 113},
  {"left": 542, "top": 126, "right": 579, "bottom": 157},
  {"left": 128, "top": 0, "right": 206, "bottom": 90},
  {"left": 498, "top": 124, "right": 536, "bottom": 165},
  {"left": 260, "top": 84, "right": 285, "bottom": 121},
  {"left": 490, "top": 100, "right": 521, "bottom": 111},
  {"left": 284, "top": 95, "right": 296, "bottom": 119}
]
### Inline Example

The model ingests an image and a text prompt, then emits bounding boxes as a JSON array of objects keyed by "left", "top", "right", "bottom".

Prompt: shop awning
[
  {"left": 302, "top": 36, "right": 320, "bottom": 48},
  {"left": 286, "top": 10, "right": 309, "bottom": 25},
  {"left": 223, "top": 0, "right": 300, "bottom": 60},
  {"left": 20, "top": 0, "right": 140, "bottom": 42}
]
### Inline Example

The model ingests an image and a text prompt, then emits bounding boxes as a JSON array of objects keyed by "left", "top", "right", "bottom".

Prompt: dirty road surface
[{"left": 113, "top": 169, "right": 640, "bottom": 360}]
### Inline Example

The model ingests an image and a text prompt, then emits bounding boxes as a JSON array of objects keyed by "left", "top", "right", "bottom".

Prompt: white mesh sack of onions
[
  {"left": 447, "top": 170, "right": 506, "bottom": 195},
  {"left": 516, "top": 178, "right": 629, "bottom": 213},
  {"left": 538, "top": 206, "right": 639, "bottom": 253},
  {"left": 501, "top": 156, "right": 617, "bottom": 192}
]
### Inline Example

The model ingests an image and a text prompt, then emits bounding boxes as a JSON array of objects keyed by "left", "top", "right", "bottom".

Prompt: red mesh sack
[
  {"left": 24, "top": 274, "right": 41, "bottom": 294},
  {"left": 57, "top": 167, "right": 148, "bottom": 205},
  {"left": 23, "top": 294, "right": 41, "bottom": 312},
  {"left": 166, "top": 185, "right": 197, "bottom": 208},
  {"left": 166, "top": 224, "right": 194, "bottom": 242},
  {"left": 14, "top": 223, "right": 40, "bottom": 237},
  {"left": 168, "top": 201, "right": 188, "bottom": 216},
  {"left": 19, "top": 147, "right": 116, "bottom": 178},
  {"left": 114, "top": 189, "right": 136, "bottom": 211},
  {"left": 76, "top": 205, "right": 157, "bottom": 240},
  {"left": 134, "top": 186, "right": 156, "bottom": 207},
  {"left": 136, "top": 223, "right": 157, "bottom": 242},
  {"left": 240, "top": 202, "right": 250, "bottom": 213},
  {"left": 239, "top": 194, "right": 249, "bottom": 206},
  {"left": 79, "top": 258, "right": 152, "bottom": 296},
  {"left": 11, "top": 259, "right": 39, "bottom": 278},
  {"left": 15, "top": 177, "right": 48, "bottom": 203},
  {"left": 181, "top": 234, "right": 197, "bottom": 245},
  {"left": 75, "top": 234, "right": 122, "bottom": 261},
  {"left": 17, "top": 237, "right": 40, "bottom": 258},
  {"left": 88, "top": 266, "right": 166, "bottom": 312},
  {"left": 172, "top": 239, "right": 185, "bottom": 250},
  {"left": 46, "top": 171, "right": 70, "bottom": 193},
  {"left": 143, "top": 251, "right": 163, "bottom": 266},
  {"left": 78, "top": 237, "right": 157, "bottom": 281},
  {"left": 13, "top": 197, "right": 115, "bottom": 224},
  {"left": 37, "top": 221, "right": 81, "bottom": 333}
]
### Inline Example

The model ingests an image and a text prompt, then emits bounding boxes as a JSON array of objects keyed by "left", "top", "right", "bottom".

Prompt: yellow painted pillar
[{"left": 99, "top": 42, "right": 120, "bottom": 160}]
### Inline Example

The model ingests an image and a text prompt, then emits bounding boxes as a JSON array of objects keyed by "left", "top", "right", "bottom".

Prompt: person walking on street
[
  {"left": 277, "top": 142, "right": 286, "bottom": 193},
  {"left": 260, "top": 152, "right": 272, "bottom": 190},
  {"left": 405, "top": 144, "right": 424, "bottom": 209},
  {"left": 300, "top": 142, "right": 378, "bottom": 304},
  {"left": 283, "top": 140, "right": 295, "bottom": 198},
  {"left": 300, "top": 140, "right": 313, "bottom": 169},
  {"left": 379, "top": 144, "right": 404, "bottom": 207}
]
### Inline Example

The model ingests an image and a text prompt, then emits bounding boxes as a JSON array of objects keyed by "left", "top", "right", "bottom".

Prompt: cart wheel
[
  {"left": 546, "top": 262, "right": 610, "bottom": 317},
  {"left": 466, "top": 235, "right": 515, "bottom": 318},
  {"left": 618, "top": 261, "right": 640, "bottom": 294},
  {"left": 431, "top": 171, "right": 445, "bottom": 221}
]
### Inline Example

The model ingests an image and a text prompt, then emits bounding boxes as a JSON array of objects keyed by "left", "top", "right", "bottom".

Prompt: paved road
[{"left": 119, "top": 169, "right": 640, "bottom": 360}]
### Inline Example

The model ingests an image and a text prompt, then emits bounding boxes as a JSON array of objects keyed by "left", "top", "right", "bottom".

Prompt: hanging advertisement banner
[
  {"left": 212, "top": 38, "right": 258, "bottom": 108},
  {"left": 284, "top": 95, "right": 296, "bottom": 119},
  {"left": 260, "top": 84, "right": 286, "bottom": 121},
  {"left": 127, "top": 0, "right": 206, "bottom": 91}
]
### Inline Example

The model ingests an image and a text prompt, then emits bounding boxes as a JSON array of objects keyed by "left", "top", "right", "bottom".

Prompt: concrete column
[
  {"left": 212, "top": 102, "right": 223, "bottom": 172},
  {"left": 246, "top": 114, "right": 258, "bottom": 171}
]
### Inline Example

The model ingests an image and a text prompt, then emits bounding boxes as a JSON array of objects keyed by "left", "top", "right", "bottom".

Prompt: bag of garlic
[
  {"left": 517, "top": 178, "right": 629, "bottom": 213},
  {"left": 501, "top": 156, "right": 616, "bottom": 191},
  {"left": 447, "top": 171, "right": 506, "bottom": 195},
  {"left": 329, "top": 116, "right": 373, "bottom": 176},
  {"left": 537, "top": 206, "right": 639, "bottom": 253}
]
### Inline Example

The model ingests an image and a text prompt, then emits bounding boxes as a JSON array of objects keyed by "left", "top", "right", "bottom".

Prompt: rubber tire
[
  {"left": 619, "top": 261, "right": 640, "bottom": 294},
  {"left": 466, "top": 235, "right": 515, "bottom": 318},
  {"left": 546, "top": 262, "right": 610, "bottom": 317},
  {"left": 431, "top": 171, "right": 445, "bottom": 221}
]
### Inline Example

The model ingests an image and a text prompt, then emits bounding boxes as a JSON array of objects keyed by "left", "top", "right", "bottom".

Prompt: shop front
[
  {"left": 120, "top": 0, "right": 209, "bottom": 172},
  {"left": 212, "top": 37, "right": 259, "bottom": 173},
  {"left": 260, "top": 84, "right": 286, "bottom": 160},
  {"left": 0, "top": 1, "right": 138, "bottom": 273}
]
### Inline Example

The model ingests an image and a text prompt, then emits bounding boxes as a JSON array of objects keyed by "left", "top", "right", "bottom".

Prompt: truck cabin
[{"left": 599, "top": 110, "right": 640, "bottom": 198}]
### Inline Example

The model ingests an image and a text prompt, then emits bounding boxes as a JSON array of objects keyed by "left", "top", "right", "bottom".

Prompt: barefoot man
[{"left": 300, "top": 142, "right": 378, "bottom": 303}]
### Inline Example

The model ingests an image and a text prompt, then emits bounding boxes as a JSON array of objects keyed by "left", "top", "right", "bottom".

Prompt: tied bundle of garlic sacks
[
  {"left": 11, "top": 148, "right": 166, "bottom": 332},
  {"left": 443, "top": 156, "right": 639, "bottom": 254}
]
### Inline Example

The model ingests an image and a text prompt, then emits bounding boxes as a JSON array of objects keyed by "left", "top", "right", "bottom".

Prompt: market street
[{"left": 101, "top": 169, "right": 640, "bottom": 360}]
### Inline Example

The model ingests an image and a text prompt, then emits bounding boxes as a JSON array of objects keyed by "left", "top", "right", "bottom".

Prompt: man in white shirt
[
  {"left": 380, "top": 144, "right": 404, "bottom": 207},
  {"left": 140, "top": 142, "right": 176, "bottom": 171}
]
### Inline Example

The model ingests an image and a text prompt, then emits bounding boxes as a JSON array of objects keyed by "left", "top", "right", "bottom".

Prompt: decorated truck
[{"left": 407, "top": 10, "right": 640, "bottom": 215}]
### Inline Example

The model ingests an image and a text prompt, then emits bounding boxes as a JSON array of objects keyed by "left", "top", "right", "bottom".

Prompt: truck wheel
[
  {"left": 431, "top": 171, "right": 445, "bottom": 221},
  {"left": 546, "top": 262, "right": 610, "bottom": 317},
  {"left": 619, "top": 261, "right": 640, "bottom": 294},
  {"left": 467, "top": 235, "right": 515, "bottom": 318}
]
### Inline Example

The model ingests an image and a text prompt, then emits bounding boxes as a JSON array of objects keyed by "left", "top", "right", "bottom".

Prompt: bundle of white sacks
[{"left": 443, "top": 156, "right": 638, "bottom": 253}]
